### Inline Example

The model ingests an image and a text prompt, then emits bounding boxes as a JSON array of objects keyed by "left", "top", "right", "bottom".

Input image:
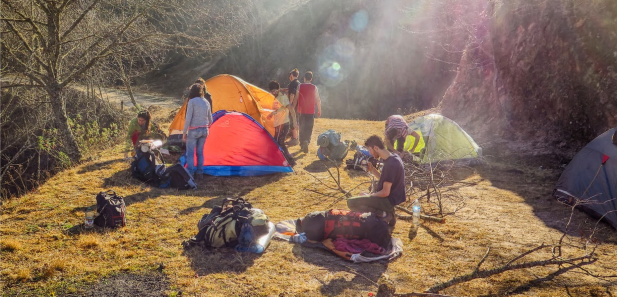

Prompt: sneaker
[
  {"left": 288, "top": 138, "right": 299, "bottom": 146},
  {"left": 387, "top": 212, "right": 397, "bottom": 227}
]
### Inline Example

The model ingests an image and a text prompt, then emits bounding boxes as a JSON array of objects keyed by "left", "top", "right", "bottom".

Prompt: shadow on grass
[
  {"left": 182, "top": 246, "right": 259, "bottom": 276},
  {"left": 59, "top": 271, "right": 171, "bottom": 297},
  {"left": 176, "top": 174, "right": 285, "bottom": 215},
  {"left": 303, "top": 159, "right": 346, "bottom": 173},
  {"left": 77, "top": 158, "right": 126, "bottom": 174},
  {"left": 290, "top": 244, "right": 388, "bottom": 296},
  {"left": 101, "top": 167, "right": 285, "bottom": 209},
  {"left": 63, "top": 223, "right": 121, "bottom": 236},
  {"left": 473, "top": 148, "right": 616, "bottom": 238}
]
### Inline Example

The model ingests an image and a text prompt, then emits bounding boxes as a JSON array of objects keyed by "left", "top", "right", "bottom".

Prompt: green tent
[{"left": 406, "top": 114, "right": 482, "bottom": 164}]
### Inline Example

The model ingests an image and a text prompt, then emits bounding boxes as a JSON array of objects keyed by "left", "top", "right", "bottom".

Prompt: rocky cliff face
[{"left": 441, "top": 0, "right": 617, "bottom": 156}]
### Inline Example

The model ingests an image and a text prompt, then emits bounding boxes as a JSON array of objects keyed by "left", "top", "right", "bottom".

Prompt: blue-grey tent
[{"left": 554, "top": 128, "right": 617, "bottom": 229}]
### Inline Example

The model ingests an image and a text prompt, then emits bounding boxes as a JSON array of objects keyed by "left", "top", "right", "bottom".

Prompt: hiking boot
[
  {"left": 377, "top": 211, "right": 396, "bottom": 227},
  {"left": 287, "top": 138, "right": 299, "bottom": 146},
  {"left": 182, "top": 237, "right": 204, "bottom": 249},
  {"left": 387, "top": 212, "right": 397, "bottom": 227},
  {"left": 194, "top": 174, "right": 204, "bottom": 181}
]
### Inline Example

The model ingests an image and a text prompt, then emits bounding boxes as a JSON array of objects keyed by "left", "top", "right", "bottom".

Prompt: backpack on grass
[
  {"left": 159, "top": 164, "right": 197, "bottom": 190},
  {"left": 131, "top": 150, "right": 161, "bottom": 184},
  {"left": 93, "top": 190, "right": 126, "bottom": 228},
  {"left": 186, "top": 198, "right": 268, "bottom": 248}
]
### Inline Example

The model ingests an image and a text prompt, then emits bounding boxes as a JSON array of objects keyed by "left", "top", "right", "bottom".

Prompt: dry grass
[
  {"left": 1, "top": 238, "right": 22, "bottom": 252},
  {"left": 1, "top": 110, "right": 617, "bottom": 296}
]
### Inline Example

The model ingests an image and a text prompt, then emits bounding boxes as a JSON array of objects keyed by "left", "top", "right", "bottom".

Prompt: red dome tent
[{"left": 182, "top": 111, "right": 293, "bottom": 176}]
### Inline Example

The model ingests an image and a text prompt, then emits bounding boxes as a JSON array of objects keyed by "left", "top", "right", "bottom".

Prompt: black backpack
[
  {"left": 159, "top": 164, "right": 197, "bottom": 190},
  {"left": 131, "top": 150, "right": 162, "bottom": 184},
  {"left": 346, "top": 151, "right": 379, "bottom": 171},
  {"left": 93, "top": 190, "right": 126, "bottom": 228}
]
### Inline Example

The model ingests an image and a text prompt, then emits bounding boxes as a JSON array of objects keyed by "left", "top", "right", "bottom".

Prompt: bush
[{"left": 1, "top": 87, "right": 129, "bottom": 198}]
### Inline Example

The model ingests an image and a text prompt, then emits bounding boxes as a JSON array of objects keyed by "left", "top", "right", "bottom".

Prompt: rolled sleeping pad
[
  {"left": 236, "top": 222, "right": 276, "bottom": 254},
  {"left": 317, "top": 147, "right": 326, "bottom": 160},
  {"left": 357, "top": 147, "right": 370, "bottom": 157},
  {"left": 317, "top": 134, "right": 330, "bottom": 147}
]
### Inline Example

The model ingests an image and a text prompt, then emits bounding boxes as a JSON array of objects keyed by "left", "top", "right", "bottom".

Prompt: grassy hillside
[{"left": 1, "top": 111, "right": 616, "bottom": 296}]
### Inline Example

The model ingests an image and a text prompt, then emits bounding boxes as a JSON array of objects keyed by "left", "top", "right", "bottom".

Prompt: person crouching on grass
[
  {"left": 267, "top": 80, "right": 296, "bottom": 167},
  {"left": 124, "top": 110, "right": 163, "bottom": 159},
  {"left": 346, "top": 135, "right": 406, "bottom": 227}
]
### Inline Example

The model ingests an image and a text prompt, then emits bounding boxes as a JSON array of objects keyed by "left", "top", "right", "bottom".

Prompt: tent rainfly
[
  {"left": 169, "top": 74, "right": 279, "bottom": 136},
  {"left": 554, "top": 128, "right": 617, "bottom": 229}
]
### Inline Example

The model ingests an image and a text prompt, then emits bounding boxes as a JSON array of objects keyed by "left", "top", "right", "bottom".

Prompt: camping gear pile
[
  {"left": 346, "top": 145, "right": 381, "bottom": 171},
  {"left": 274, "top": 209, "right": 403, "bottom": 262},
  {"left": 131, "top": 139, "right": 197, "bottom": 190},
  {"left": 184, "top": 198, "right": 275, "bottom": 253},
  {"left": 316, "top": 130, "right": 352, "bottom": 161}
]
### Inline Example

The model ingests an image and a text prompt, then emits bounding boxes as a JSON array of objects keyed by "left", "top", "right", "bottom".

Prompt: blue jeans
[{"left": 186, "top": 127, "right": 208, "bottom": 176}]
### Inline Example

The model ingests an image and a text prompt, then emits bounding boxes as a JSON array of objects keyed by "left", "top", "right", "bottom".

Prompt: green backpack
[{"left": 200, "top": 198, "right": 268, "bottom": 248}]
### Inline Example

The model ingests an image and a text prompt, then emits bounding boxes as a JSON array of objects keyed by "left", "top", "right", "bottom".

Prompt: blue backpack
[{"left": 131, "top": 150, "right": 164, "bottom": 184}]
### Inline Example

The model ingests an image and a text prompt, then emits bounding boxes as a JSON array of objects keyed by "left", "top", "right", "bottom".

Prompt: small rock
[{"left": 156, "top": 263, "right": 165, "bottom": 272}]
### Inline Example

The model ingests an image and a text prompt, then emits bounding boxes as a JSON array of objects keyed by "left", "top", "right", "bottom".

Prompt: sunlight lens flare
[{"left": 350, "top": 10, "right": 369, "bottom": 32}]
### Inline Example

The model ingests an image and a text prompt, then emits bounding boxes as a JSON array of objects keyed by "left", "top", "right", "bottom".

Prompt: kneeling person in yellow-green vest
[
  {"left": 347, "top": 135, "right": 406, "bottom": 227},
  {"left": 385, "top": 115, "right": 423, "bottom": 156}
]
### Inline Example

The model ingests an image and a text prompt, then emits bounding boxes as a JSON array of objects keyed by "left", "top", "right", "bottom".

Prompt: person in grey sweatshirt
[{"left": 183, "top": 83, "right": 213, "bottom": 178}]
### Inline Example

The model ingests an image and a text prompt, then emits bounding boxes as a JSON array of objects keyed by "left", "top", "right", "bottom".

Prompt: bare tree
[{"left": 1, "top": 0, "right": 253, "bottom": 162}]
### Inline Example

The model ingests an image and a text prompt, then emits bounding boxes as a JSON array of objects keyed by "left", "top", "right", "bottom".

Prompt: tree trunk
[{"left": 49, "top": 88, "right": 82, "bottom": 163}]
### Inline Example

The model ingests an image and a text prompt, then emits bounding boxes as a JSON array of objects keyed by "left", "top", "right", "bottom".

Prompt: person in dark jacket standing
[
  {"left": 295, "top": 71, "right": 322, "bottom": 153},
  {"left": 286, "top": 68, "right": 301, "bottom": 146}
]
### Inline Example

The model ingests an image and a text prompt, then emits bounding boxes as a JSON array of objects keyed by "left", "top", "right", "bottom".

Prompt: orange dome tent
[{"left": 169, "top": 75, "right": 279, "bottom": 136}]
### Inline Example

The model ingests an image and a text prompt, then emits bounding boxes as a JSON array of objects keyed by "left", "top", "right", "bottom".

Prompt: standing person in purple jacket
[{"left": 183, "top": 83, "right": 213, "bottom": 179}]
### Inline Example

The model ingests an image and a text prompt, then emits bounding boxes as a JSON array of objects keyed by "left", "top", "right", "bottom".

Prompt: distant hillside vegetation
[{"left": 149, "top": 0, "right": 474, "bottom": 120}]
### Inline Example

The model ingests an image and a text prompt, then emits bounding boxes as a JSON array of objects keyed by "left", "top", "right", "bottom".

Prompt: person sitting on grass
[
  {"left": 346, "top": 135, "right": 406, "bottom": 227},
  {"left": 124, "top": 110, "right": 165, "bottom": 158}
]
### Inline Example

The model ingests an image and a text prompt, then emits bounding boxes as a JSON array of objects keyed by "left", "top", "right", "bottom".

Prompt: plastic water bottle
[
  {"left": 84, "top": 207, "right": 95, "bottom": 229},
  {"left": 412, "top": 200, "right": 421, "bottom": 227}
]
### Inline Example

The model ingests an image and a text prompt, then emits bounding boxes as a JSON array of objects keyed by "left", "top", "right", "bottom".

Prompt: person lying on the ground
[
  {"left": 346, "top": 135, "right": 406, "bottom": 227},
  {"left": 294, "top": 209, "right": 391, "bottom": 249},
  {"left": 124, "top": 110, "right": 164, "bottom": 158}
]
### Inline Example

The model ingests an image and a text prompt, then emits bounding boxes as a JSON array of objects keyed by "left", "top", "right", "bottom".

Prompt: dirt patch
[{"left": 60, "top": 272, "right": 171, "bottom": 297}]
